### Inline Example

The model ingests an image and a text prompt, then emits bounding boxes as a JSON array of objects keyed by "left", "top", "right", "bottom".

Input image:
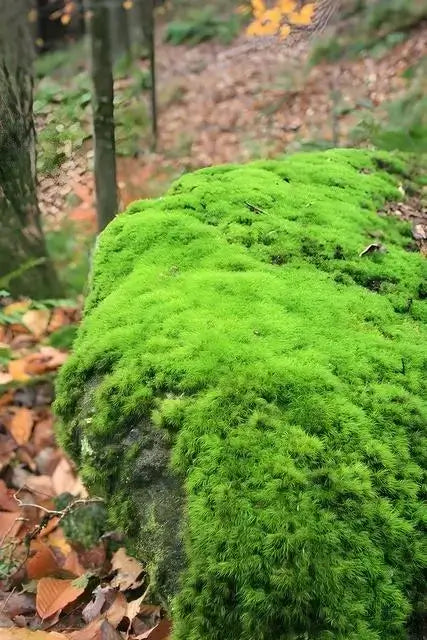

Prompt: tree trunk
[
  {"left": 110, "top": 2, "right": 132, "bottom": 61},
  {"left": 0, "top": 0, "right": 62, "bottom": 298},
  {"left": 87, "top": 0, "right": 118, "bottom": 231},
  {"left": 139, "top": 0, "right": 158, "bottom": 147}
]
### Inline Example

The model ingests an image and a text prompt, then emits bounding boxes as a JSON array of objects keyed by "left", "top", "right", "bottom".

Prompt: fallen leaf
[
  {"left": 0, "top": 479, "right": 18, "bottom": 511},
  {"left": 1, "top": 630, "right": 68, "bottom": 639},
  {"left": 27, "top": 543, "right": 60, "bottom": 579},
  {"left": 82, "top": 586, "right": 110, "bottom": 623},
  {"left": 0, "top": 511, "right": 22, "bottom": 541},
  {"left": 105, "top": 591, "right": 127, "bottom": 628},
  {"left": 0, "top": 590, "right": 35, "bottom": 618},
  {"left": 21, "top": 474, "right": 55, "bottom": 499},
  {"left": 110, "top": 547, "right": 145, "bottom": 591},
  {"left": 8, "top": 359, "right": 30, "bottom": 382},
  {"left": 0, "top": 372, "right": 13, "bottom": 385},
  {"left": 8, "top": 408, "right": 34, "bottom": 445},
  {"left": 135, "top": 619, "right": 172, "bottom": 640},
  {"left": 125, "top": 593, "right": 146, "bottom": 628},
  {"left": 22, "top": 310, "right": 50, "bottom": 338},
  {"left": 63, "top": 550, "right": 86, "bottom": 577},
  {"left": 45, "top": 528, "right": 72, "bottom": 556},
  {"left": 359, "top": 243, "right": 385, "bottom": 257},
  {"left": 52, "top": 457, "right": 87, "bottom": 497},
  {"left": 36, "top": 577, "right": 85, "bottom": 619},
  {"left": 32, "top": 417, "right": 55, "bottom": 450},
  {"left": 24, "top": 348, "right": 67, "bottom": 376},
  {"left": 68, "top": 618, "right": 123, "bottom": 640},
  {"left": 3, "top": 301, "right": 31, "bottom": 316}
]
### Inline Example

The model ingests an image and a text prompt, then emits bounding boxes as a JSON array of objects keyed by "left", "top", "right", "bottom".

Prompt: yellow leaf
[
  {"left": 22, "top": 309, "right": 50, "bottom": 338},
  {"left": 289, "top": 2, "right": 315, "bottom": 25},
  {"left": 61, "top": 13, "right": 72, "bottom": 25},
  {"left": 251, "top": 0, "right": 266, "bottom": 19},
  {"left": 280, "top": 23, "right": 292, "bottom": 39},
  {"left": 123, "top": 0, "right": 134, "bottom": 8},
  {"left": 278, "top": 0, "right": 296, "bottom": 12}
]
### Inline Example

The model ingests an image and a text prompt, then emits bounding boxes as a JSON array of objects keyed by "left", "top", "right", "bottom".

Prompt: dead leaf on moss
[
  {"left": 110, "top": 548, "right": 145, "bottom": 591},
  {"left": 52, "top": 457, "right": 87, "bottom": 497},
  {"left": 36, "top": 577, "right": 85, "bottom": 619}
]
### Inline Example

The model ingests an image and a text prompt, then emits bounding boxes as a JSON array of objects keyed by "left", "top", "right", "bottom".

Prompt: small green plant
[{"left": 165, "top": 8, "right": 242, "bottom": 46}]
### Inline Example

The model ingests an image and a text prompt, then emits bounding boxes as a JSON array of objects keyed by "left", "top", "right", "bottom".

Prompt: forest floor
[{"left": 1, "top": 7, "right": 426, "bottom": 639}]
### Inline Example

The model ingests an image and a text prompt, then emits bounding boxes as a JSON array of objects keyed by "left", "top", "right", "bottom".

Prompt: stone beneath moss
[{"left": 55, "top": 149, "right": 426, "bottom": 640}]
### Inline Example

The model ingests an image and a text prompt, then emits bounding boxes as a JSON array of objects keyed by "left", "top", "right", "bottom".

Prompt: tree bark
[
  {"left": 0, "top": 0, "right": 62, "bottom": 298},
  {"left": 87, "top": 0, "right": 118, "bottom": 232},
  {"left": 139, "top": 0, "right": 158, "bottom": 147},
  {"left": 110, "top": 2, "right": 132, "bottom": 61}
]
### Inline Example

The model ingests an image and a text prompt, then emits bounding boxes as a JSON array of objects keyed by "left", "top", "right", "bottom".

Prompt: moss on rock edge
[{"left": 55, "top": 149, "right": 426, "bottom": 640}]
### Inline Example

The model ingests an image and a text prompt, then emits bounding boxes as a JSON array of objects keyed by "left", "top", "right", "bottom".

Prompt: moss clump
[{"left": 55, "top": 149, "right": 426, "bottom": 640}]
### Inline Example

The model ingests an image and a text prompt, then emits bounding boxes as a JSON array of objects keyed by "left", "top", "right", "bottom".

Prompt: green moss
[{"left": 55, "top": 149, "right": 426, "bottom": 639}]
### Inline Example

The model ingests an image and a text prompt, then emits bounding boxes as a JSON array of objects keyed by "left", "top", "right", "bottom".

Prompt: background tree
[
  {"left": 0, "top": 0, "right": 62, "bottom": 297},
  {"left": 87, "top": 0, "right": 118, "bottom": 231},
  {"left": 139, "top": 0, "right": 158, "bottom": 146},
  {"left": 110, "top": 0, "right": 132, "bottom": 61}
]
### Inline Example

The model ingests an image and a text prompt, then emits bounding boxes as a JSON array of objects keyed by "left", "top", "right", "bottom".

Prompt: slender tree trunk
[
  {"left": 0, "top": 0, "right": 62, "bottom": 298},
  {"left": 87, "top": 0, "right": 118, "bottom": 232},
  {"left": 140, "top": 0, "right": 158, "bottom": 147},
  {"left": 110, "top": 2, "right": 132, "bottom": 61}
]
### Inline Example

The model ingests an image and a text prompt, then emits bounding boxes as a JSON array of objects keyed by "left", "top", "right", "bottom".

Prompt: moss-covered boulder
[{"left": 55, "top": 149, "right": 426, "bottom": 640}]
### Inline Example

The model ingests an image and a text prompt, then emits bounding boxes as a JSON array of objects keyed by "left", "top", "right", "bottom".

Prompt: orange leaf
[
  {"left": 63, "top": 549, "right": 86, "bottom": 577},
  {"left": 27, "top": 544, "right": 60, "bottom": 579},
  {"left": 278, "top": 0, "right": 296, "bottom": 11},
  {"left": 0, "top": 479, "right": 18, "bottom": 511},
  {"left": 36, "top": 577, "right": 85, "bottom": 619},
  {"left": 9, "top": 407, "right": 34, "bottom": 445},
  {"left": 46, "top": 528, "right": 72, "bottom": 556}
]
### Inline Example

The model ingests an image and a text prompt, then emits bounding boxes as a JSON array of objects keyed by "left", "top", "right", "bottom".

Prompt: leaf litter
[{"left": 0, "top": 297, "right": 171, "bottom": 639}]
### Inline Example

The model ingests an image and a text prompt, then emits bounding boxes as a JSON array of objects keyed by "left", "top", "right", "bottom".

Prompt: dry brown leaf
[
  {"left": 110, "top": 547, "right": 145, "bottom": 591},
  {"left": 22, "top": 474, "right": 55, "bottom": 498},
  {"left": 68, "top": 618, "right": 123, "bottom": 640},
  {"left": 32, "top": 416, "right": 55, "bottom": 450},
  {"left": 0, "top": 590, "right": 35, "bottom": 618},
  {"left": 105, "top": 591, "right": 127, "bottom": 628},
  {"left": 0, "top": 478, "right": 18, "bottom": 511},
  {"left": 135, "top": 619, "right": 172, "bottom": 640},
  {"left": 1, "top": 630, "right": 67, "bottom": 639},
  {"left": 125, "top": 594, "right": 146, "bottom": 628},
  {"left": 0, "top": 511, "right": 22, "bottom": 541},
  {"left": 63, "top": 549, "right": 86, "bottom": 577},
  {"left": 27, "top": 543, "right": 60, "bottom": 579},
  {"left": 36, "top": 577, "right": 85, "bottom": 619},
  {"left": 52, "top": 457, "right": 87, "bottom": 497},
  {"left": 8, "top": 407, "right": 34, "bottom": 445},
  {"left": 22, "top": 309, "right": 51, "bottom": 338},
  {"left": 24, "top": 347, "right": 68, "bottom": 375}
]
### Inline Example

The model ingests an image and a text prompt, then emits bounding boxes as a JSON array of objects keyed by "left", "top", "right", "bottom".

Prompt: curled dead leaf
[{"left": 8, "top": 408, "right": 34, "bottom": 445}]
